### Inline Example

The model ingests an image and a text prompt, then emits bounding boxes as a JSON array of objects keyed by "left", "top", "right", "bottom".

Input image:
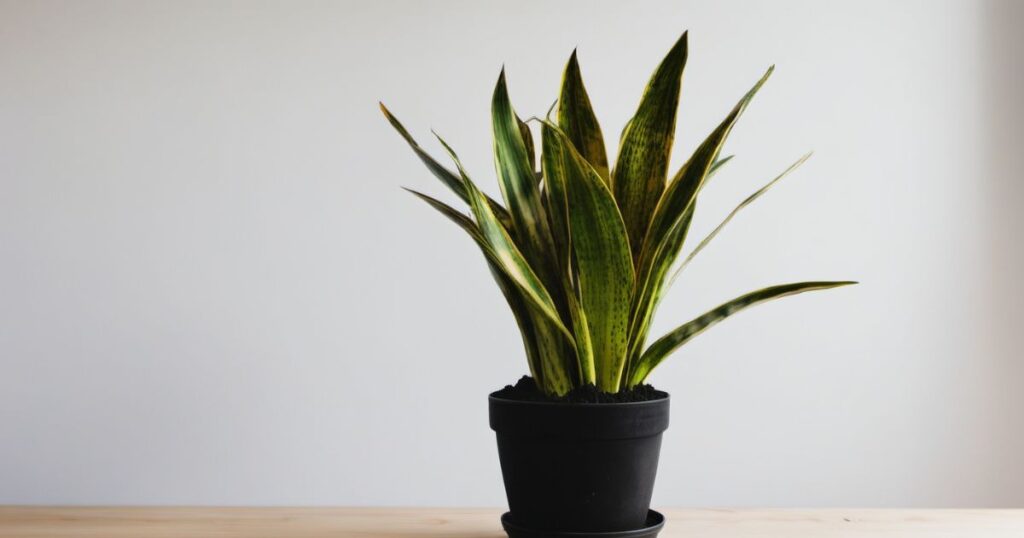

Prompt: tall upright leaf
[
  {"left": 492, "top": 70, "right": 553, "bottom": 271},
  {"left": 642, "top": 67, "right": 773, "bottom": 265},
  {"left": 612, "top": 32, "right": 688, "bottom": 260},
  {"left": 542, "top": 121, "right": 635, "bottom": 391},
  {"left": 558, "top": 50, "right": 609, "bottom": 183},
  {"left": 628, "top": 281, "right": 856, "bottom": 386},
  {"left": 542, "top": 129, "right": 594, "bottom": 385}
]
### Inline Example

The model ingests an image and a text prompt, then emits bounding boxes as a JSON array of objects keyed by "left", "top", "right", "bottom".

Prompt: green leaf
[
  {"left": 404, "top": 188, "right": 544, "bottom": 383},
  {"left": 539, "top": 130, "right": 593, "bottom": 386},
  {"left": 708, "top": 154, "right": 734, "bottom": 178},
  {"left": 432, "top": 134, "right": 574, "bottom": 344},
  {"left": 531, "top": 317, "right": 575, "bottom": 395},
  {"left": 565, "top": 286, "right": 595, "bottom": 385},
  {"left": 517, "top": 114, "right": 536, "bottom": 173},
  {"left": 542, "top": 124, "right": 572, "bottom": 275},
  {"left": 558, "top": 50, "right": 610, "bottom": 183},
  {"left": 628, "top": 281, "right": 857, "bottom": 386},
  {"left": 542, "top": 121, "right": 635, "bottom": 391},
  {"left": 668, "top": 153, "right": 811, "bottom": 288},
  {"left": 379, "top": 103, "right": 512, "bottom": 229},
  {"left": 625, "top": 68, "right": 774, "bottom": 373},
  {"left": 492, "top": 70, "right": 553, "bottom": 268},
  {"left": 624, "top": 208, "right": 692, "bottom": 378},
  {"left": 612, "top": 32, "right": 688, "bottom": 260},
  {"left": 641, "top": 67, "right": 773, "bottom": 269}
]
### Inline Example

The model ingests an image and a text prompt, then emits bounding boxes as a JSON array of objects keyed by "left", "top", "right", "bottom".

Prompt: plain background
[{"left": 2, "top": 0, "right": 1022, "bottom": 507}]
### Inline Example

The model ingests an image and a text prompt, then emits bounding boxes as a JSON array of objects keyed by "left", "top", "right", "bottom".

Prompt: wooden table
[{"left": 1, "top": 507, "right": 1023, "bottom": 537}]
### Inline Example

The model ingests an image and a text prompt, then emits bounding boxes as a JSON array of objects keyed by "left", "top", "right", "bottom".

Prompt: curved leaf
[
  {"left": 379, "top": 103, "right": 512, "bottom": 229},
  {"left": 628, "top": 281, "right": 857, "bottom": 386},
  {"left": 404, "top": 188, "right": 543, "bottom": 382},
  {"left": 432, "top": 134, "right": 574, "bottom": 344},
  {"left": 708, "top": 154, "right": 734, "bottom": 178},
  {"left": 667, "top": 153, "right": 812, "bottom": 288}
]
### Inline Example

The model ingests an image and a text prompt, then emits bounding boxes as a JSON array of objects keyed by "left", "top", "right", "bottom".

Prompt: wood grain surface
[{"left": 1, "top": 507, "right": 1023, "bottom": 537}]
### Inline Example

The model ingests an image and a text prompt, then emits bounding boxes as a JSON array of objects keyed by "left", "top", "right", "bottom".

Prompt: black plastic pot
[{"left": 489, "top": 390, "right": 670, "bottom": 535}]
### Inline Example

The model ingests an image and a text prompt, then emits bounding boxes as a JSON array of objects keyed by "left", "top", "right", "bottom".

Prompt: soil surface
[{"left": 493, "top": 376, "right": 663, "bottom": 403}]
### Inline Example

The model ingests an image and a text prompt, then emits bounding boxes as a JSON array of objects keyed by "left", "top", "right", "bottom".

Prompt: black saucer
[{"left": 500, "top": 510, "right": 665, "bottom": 538}]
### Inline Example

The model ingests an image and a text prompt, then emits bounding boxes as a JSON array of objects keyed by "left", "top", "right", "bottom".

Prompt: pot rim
[{"left": 488, "top": 390, "right": 669, "bottom": 408}]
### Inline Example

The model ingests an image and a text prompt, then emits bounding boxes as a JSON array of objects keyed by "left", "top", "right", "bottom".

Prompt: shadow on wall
[{"left": 985, "top": 0, "right": 1024, "bottom": 506}]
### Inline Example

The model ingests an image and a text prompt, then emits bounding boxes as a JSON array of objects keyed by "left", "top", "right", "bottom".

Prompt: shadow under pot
[{"left": 489, "top": 390, "right": 670, "bottom": 536}]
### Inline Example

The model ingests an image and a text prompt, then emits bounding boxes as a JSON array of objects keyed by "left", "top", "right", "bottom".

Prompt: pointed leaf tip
[
  {"left": 673, "top": 31, "right": 688, "bottom": 50},
  {"left": 612, "top": 30, "right": 690, "bottom": 257}
]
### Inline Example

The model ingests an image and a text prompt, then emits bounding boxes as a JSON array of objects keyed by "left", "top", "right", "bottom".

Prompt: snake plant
[{"left": 382, "top": 33, "right": 855, "bottom": 395}]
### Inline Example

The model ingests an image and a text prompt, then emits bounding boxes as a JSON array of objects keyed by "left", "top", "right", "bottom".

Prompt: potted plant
[{"left": 382, "top": 32, "right": 854, "bottom": 538}]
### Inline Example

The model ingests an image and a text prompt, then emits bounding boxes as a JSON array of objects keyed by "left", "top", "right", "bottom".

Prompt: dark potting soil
[{"left": 493, "top": 376, "right": 663, "bottom": 404}]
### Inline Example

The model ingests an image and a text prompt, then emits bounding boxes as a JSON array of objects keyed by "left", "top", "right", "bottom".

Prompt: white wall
[{"left": 2, "top": 0, "right": 1021, "bottom": 507}]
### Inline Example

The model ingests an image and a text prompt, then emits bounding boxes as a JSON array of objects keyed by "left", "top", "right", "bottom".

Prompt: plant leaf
[
  {"left": 542, "top": 121, "right": 635, "bottom": 391},
  {"left": 625, "top": 68, "right": 774, "bottom": 373},
  {"left": 432, "top": 134, "right": 574, "bottom": 344},
  {"left": 518, "top": 114, "right": 536, "bottom": 173},
  {"left": 668, "top": 153, "right": 811, "bottom": 288},
  {"left": 492, "top": 70, "right": 553, "bottom": 268},
  {"left": 404, "top": 188, "right": 544, "bottom": 382},
  {"left": 641, "top": 67, "right": 773, "bottom": 270},
  {"left": 540, "top": 132, "right": 592, "bottom": 385},
  {"left": 558, "top": 50, "right": 610, "bottom": 183},
  {"left": 628, "top": 281, "right": 857, "bottom": 386},
  {"left": 612, "top": 32, "right": 688, "bottom": 260},
  {"left": 379, "top": 103, "right": 512, "bottom": 229},
  {"left": 531, "top": 316, "right": 575, "bottom": 395},
  {"left": 565, "top": 285, "right": 595, "bottom": 385},
  {"left": 708, "top": 154, "right": 734, "bottom": 178},
  {"left": 624, "top": 207, "right": 692, "bottom": 377}
]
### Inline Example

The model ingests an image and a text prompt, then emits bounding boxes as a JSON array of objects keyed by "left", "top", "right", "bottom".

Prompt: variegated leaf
[
  {"left": 668, "top": 153, "right": 812, "bottom": 288},
  {"left": 542, "top": 121, "right": 635, "bottom": 391},
  {"left": 379, "top": 103, "right": 512, "bottom": 229},
  {"left": 612, "top": 32, "right": 688, "bottom": 260},
  {"left": 628, "top": 281, "right": 856, "bottom": 386},
  {"left": 404, "top": 188, "right": 544, "bottom": 383},
  {"left": 492, "top": 70, "right": 553, "bottom": 269},
  {"left": 558, "top": 50, "right": 609, "bottom": 183},
  {"left": 626, "top": 68, "right": 774, "bottom": 372},
  {"left": 433, "top": 134, "right": 574, "bottom": 344}
]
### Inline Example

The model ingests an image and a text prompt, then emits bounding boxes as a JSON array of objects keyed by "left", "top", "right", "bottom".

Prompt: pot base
[{"left": 500, "top": 510, "right": 665, "bottom": 538}]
